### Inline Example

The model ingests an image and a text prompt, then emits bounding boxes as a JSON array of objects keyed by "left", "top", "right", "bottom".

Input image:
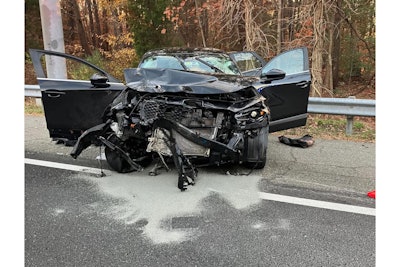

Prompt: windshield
[
  {"left": 139, "top": 54, "right": 241, "bottom": 75},
  {"left": 189, "top": 55, "right": 240, "bottom": 75},
  {"left": 139, "top": 56, "right": 185, "bottom": 70}
]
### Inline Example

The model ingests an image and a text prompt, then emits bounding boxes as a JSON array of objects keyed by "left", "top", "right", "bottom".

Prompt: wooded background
[{"left": 25, "top": 0, "right": 375, "bottom": 97}]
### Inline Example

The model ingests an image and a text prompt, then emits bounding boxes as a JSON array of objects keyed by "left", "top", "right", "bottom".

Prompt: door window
[
  {"left": 31, "top": 49, "right": 120, "bottom": 82},
  {"left": 230, "top": 52, "right": 264, "bottom": 73},
  {"left": 261, "top": 48, "right": 307, "bottom": 76}
]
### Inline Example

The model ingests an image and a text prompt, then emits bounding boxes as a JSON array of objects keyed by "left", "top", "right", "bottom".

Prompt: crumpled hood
[{"left": 124, "top": 68, "right": 258, "bottom": 94}]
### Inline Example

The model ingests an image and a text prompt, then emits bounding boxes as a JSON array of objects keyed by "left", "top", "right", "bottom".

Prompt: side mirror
[
  {"left": 90, "top": 73, "right": 110, "bottom": 88},
  {"left": 260, "top": 69, "right": 286, "bottom": 83}
]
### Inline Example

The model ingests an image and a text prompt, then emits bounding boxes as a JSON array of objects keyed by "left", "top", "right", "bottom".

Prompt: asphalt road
[
  {"left": 24, "top": 115, "right": 376, "bottom": 266},
  {"left": 25, "top": 114, "right": 376, "bottom": 201}
]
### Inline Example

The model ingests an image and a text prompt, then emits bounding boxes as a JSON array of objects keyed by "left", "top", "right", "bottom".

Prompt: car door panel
[
  {"left": 256, "top": 47, "right": 311, "bottom": 133},
  {"left": 29, "top": 49, "right": 125, "bottom": 141},
  {"left": 40, "top": 82, "right": 122, "bottom": 140}
]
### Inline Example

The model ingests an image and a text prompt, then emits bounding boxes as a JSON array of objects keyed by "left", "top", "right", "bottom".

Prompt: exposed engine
[{"left": 71, "top": 69, "right": 270, "bottom": 191}]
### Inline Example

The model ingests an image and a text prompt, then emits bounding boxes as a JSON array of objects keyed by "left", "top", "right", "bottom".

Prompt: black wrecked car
[{"left": 29, "top": 47, "right": 311, "bottom": 191}]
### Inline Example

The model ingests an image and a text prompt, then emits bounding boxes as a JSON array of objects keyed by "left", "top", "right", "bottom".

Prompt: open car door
[
  {"left": 256, "top": 47, "right": 311, "bottom": 133},
  {"left": 29, "top": 49, "right": 126, "bottom": 143}
]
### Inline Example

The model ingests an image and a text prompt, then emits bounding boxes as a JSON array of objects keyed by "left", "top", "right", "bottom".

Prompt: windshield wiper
[
  {"left": 195, "top": 57, "right": 224, "bottom": 73},
  {"left": 172, "top": 55, "right": 188, "bottom": 70}
]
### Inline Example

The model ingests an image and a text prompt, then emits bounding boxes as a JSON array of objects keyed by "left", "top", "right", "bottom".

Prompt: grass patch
[
  {"left": 24, "top": 97, "right": 44, "bottom": 115},
  {"left": 271, "top": 114, "right": 375, "bottom": 142}
]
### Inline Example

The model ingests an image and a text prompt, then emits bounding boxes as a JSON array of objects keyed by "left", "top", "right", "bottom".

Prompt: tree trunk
[
  {"left": 72, "top": 0, "right": 92, "bottom": 55},
  {"left": 287, "top": 0, "right": 294, "bottom": 42},
  {"left": 311, "top": 0, "right": 324, "bottom": 96},
  {"left": 324, "top": 25, "right": 334, "bottom": 94},
  {"left": 195, "top": 0, "right": 206, "bottom": 47},
  {"left": 244, "top": 0, "right": 251, "bottom": 51},
  {"left": 332, "top": 0, "right": 341, "bottom": 90},
  {"left": 61, "top": 1, "right": 72, "bottom": 42},
  {"left": 86, "top": 0, "right": 97, "bottom": 47},
  {"left": 93, "top": 0, "right": 102, "bottom": 44},
  {"left": 276, "top": 0, "right": 282, "bottom": 53},
  {"left": 101, "top": 8, "right": 109, "bottom": 51},
  {"left": 324, "top": 0, "right": 334, "bottom": 94},
  {"left": 111, "top": 8, "right": 121, "bottom": 49}
]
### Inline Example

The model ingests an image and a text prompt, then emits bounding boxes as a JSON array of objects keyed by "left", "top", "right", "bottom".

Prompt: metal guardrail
[
  {"left": 308, "top": 96, "right": 375, "bottom": 135},
  {"left": 25, "top": 85, "right": 41, "bottom": 97},
  {"left": 25, "top": 85, "right": 375, "bottom": 135},
  {"left": 308, "top": 97, "right": 375, "bottom": 117}
]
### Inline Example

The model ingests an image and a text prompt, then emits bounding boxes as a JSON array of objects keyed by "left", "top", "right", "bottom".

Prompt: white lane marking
[
  {"left": 25, "top": 158, "right": 375, "bottom": 216},
  {"left": 259, "top": 192, "right": 375, "bottom": 216},
  {"left": 24, "top": 158, "right": 104, "bottom": 175}
]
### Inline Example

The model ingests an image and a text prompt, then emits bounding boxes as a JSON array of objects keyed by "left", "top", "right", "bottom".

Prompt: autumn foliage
[{"left": 25, "top": 0, "right": 375, "bottom": 97}]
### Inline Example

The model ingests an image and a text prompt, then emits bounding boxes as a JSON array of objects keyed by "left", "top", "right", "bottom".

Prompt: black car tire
[
  {"left": 104, "top": 136, "right": 152, "bottom": 173},
  {"left": 105, "top": 146, "right": 135, "bottom": 173},
  {"left": 244, "top": 155, "right": 266, "bottom": 169},
  {"left": 243, "top": 126, "right": 268, "bottom": 169}
]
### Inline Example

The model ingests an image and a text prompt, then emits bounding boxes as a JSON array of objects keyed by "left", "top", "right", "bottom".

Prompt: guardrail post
[
  {"left": 346, "top": 115, "right": 354, "bottom": 135},
  {"left": 35, "top": 98, "right": 43, "bottom": 107},
  {"left": 345, "top": 96, "right": 355, "bottom": 135}
]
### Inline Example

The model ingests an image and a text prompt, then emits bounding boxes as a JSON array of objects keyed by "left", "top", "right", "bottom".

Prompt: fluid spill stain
[{"left": 75, "top": 167, "right": 261, "bottom": 244}]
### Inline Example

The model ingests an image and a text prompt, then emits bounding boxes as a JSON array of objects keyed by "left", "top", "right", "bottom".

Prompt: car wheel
[
  {"left": 243, "top": 126, "right": 268, "bottom": 169},
  {"left": 244, "top": 154, "right": 266, "bottom": 169},
  {"left": 104, "top": 135, "right": 152, "bottom": 173}
]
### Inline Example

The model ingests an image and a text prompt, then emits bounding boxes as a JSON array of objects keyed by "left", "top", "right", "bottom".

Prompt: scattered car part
[{"left": 278, "top": 134, "right": 315, "bottom": 148}]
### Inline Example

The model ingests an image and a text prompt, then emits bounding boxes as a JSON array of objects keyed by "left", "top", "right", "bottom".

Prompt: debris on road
[
  {"left": 367, "top": 190, "right": 376, "bottom": 199},
  {"left": 278, "top": 134, "right": 315, "bottom": 148}
]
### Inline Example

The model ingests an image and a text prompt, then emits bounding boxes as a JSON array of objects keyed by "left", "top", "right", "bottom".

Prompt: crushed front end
[{"left": 71, "top": 69, "right": 270, "bottom": 191}]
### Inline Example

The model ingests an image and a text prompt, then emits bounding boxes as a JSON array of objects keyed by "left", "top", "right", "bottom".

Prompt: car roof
[{"left": 141, "top": 47, "right": 227, "bottom": 58}]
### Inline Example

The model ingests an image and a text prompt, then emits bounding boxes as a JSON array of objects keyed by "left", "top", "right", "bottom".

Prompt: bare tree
[
  {"left": 92, "top": 0, "right": 102, "bottom": 44},
  {"left": 212, "top": 0, "right": 274, "bottom": 56},
  {"left": 71, "top": 0, "right": 92, "bottom": 54},
  {"left": 85, "top": 0, "right": 97, "bottom": 46},
  {"left": 195, "top": 0, "right": 207, "bottom": 47},
  {"left": 276, "top": 0, "right": 282, "bottom": 53},
  {"left": 311, "top": 0, "right": 326, "bottom": 96}
]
